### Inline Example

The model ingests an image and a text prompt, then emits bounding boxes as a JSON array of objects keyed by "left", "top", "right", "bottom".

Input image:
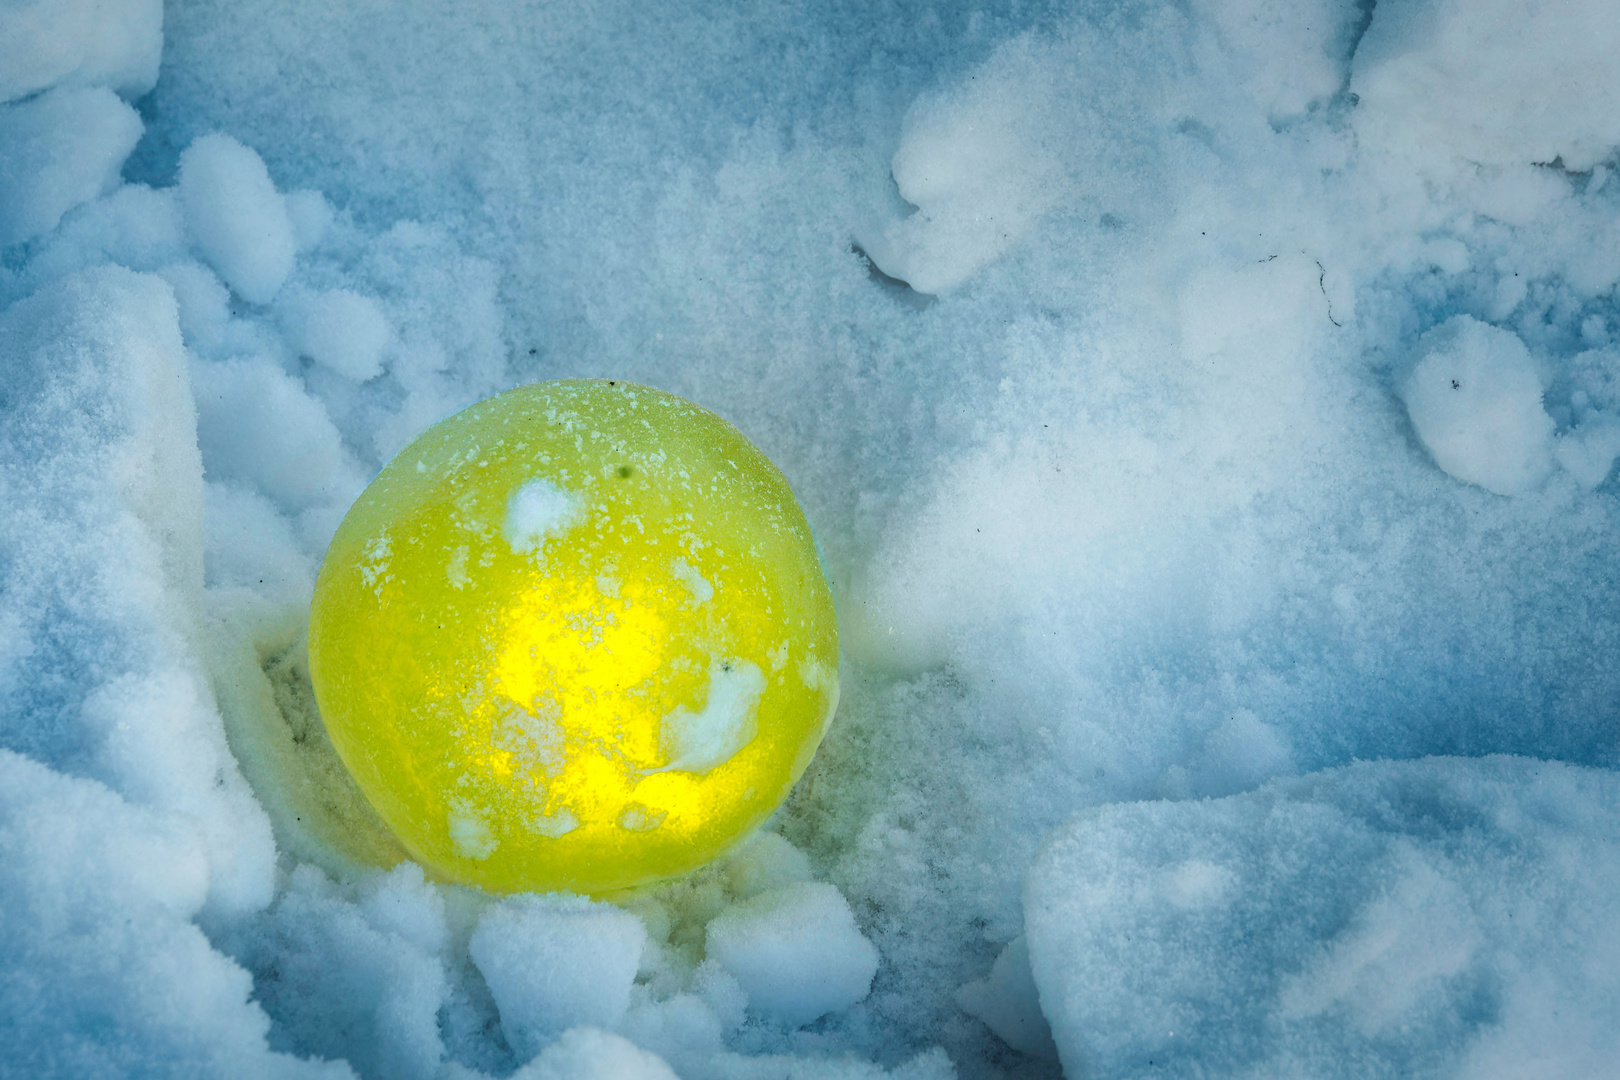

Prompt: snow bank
[
  {"left": 1025, "top": 757, "right": 1620, "bottom": 1079},
  {"left": 0, "top": 751, "right": 348, "bottom": 1080},
  {"left": 0, "top": 266, "right": 326, "bottom": 1073},
  {"left": 0, "top": 266, "right": 275, "bottom": 917}
]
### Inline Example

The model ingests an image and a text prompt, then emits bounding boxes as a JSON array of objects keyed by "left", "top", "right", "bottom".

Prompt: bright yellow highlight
[{"left": 307, "top": 380, "right": 839, "bottom": 894}]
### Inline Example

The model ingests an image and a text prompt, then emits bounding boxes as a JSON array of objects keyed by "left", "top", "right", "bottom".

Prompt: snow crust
[{"left": 5, "top": 0, "right": 1620, "bottom": 1077}]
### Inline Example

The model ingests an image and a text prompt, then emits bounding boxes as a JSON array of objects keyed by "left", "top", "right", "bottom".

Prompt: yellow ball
[{"left": 308, "top": 380, "right": 839, "bottom": 895}]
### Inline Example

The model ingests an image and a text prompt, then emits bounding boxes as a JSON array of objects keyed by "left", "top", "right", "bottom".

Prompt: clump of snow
[
  {"left": 284, "top": 189, "right": 334, "bottom": 252},
  {"left": 659, "top": 660, "right": 766, "bottom": 774},
  {"left": 468, "top": 893, "right": 647, "bottom": 1061},
  {"left": 1398, "top": 314, "right": 1555, "bottom": 495},
  {"left": 288, "top": 287, "right": 392, "bottom": 382},
  {"left": 178, "top": 133, "right": 297, "bottom": 304},
  {"left": 191, "top": 353, "right": 355, "bottom": 514},
  {"left": 856, "top": 36, "right": 1062, "bottom": 295},
  {"left": 0, "top": 0, "right": 163, "bottom": 104},
  {"left": 954, "top": 936, "right": 1057, "bottom": 1060},
  {"left": 0, "top": 86, "right": 144, "bottom": 246},
  {"left": 1190, "top": 0, "right": 1361, "bottom": 120},
  {"left": 503, "top": 478, "right": 584, "bottom": 554},
  {"left": 704, "top": 882, "right": 879, "bottom": 1027},
  {"left": 1025, "top": 757, "right": 1620, "bottom": 1079}
]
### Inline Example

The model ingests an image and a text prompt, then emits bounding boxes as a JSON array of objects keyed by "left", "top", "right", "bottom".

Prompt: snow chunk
[
  {"left": 0, "top": 0, "right": 162, "bottom": 104},
  {"left": 503, "top": 478, "right": 584, "bottom": 554},
  {"left": 178, "top": 134, "right": 297, "bottom": 304},
  {"left": 704, "top": 882, "right": 879, "bottom": 1027},
  {"left": 293, "top": 288, "right": 392, "bottom": 382},
  {"left": 191, "top": 354, "right": 348, "bottom": 512},
  {"left": 955, "top": 935, "right": 1057, "bottom": 1059},
  {"left": 468, "top": 894, "right": 647, "bottom": 1061},
  {"left": 1024, "top": 757, "right": 1620, "bottom": 1080},
  {"left": 1555, "top": 416, "right": 1620, "bottom": 491},
  {"left": 0, "top": 86, "right": 143, "bottom": 246},
  {"left": 511, "top": 1027, "right": 678, "bottom": 1080},
  {"left": 156, "top": 261, "right": 232, "bottom": 355},
  {"left": 1192, "top": 0, "right": 1360, "bottom": 119},
  {"left": 283, "top": 189, "right": 334, "bottom": 252},
  {"left": 857, "top": 37, "right": 1060, "bottom": 294},
  {"left": 659, "top": 660, "right": 766, "bottom": 774},
  {"left": 1353, "top": 0, "right": 1620, "bottom": 171},
  {"left": 1398, "top": 315, "right": 1554, "bottom": 496}
]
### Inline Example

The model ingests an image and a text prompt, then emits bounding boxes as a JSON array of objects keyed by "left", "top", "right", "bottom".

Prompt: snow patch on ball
[
  {"left": 503, "top": 479, "right": 585, "bottom": 554},
  {"left": 659, "top": 660, "right": 765, "bottom": 774}
]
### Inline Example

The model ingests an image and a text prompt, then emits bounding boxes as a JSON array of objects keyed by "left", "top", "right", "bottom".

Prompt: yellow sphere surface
[{"left": 308, "top": 380, "right": 839, "bottom": 895}]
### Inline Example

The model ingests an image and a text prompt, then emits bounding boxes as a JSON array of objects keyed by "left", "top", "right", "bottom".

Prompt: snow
[
  {"left": 1398, "top": 314, "right": 1556, "bottom": 495},
  {"left": 178, "top": 133, "right": 297, "bottom": 305},
  {"left": 503, "top": 478, "right": 584, "bottom": 554},
  {"left": 503, "top": 1028, "right": 679, "bottom": 1080},
  {"left": 467, "top": 894, "right": 648, "bottom": 1061},
  {"left": 0, "top": 86, "right": 144, "bottom": 245},
  {"left": 703, "top": 883, "right": 880, "bottom": 1028},
  {"left": 290, "top": 288, "right": 392, "bottom": 382},
  {"left": 6, "top": 0, "right": 1620, "bottom": 1077},
  {"left": 953, "top": 936, "right": 1056, "bottom": 1061},
  {"left": 1024, "top": 757, "right": 1620, "bottom": 1079},
  {"left": 660, "top": 660, "right": 767, "bottom": 774},
  {"left": 0, "top": 0, "right": 163, "bottom": 104}
]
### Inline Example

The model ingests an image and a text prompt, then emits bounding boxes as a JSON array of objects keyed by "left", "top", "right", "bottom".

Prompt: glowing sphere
[{"left": 308, "top": 380, "right": 839, "bottom": 895}]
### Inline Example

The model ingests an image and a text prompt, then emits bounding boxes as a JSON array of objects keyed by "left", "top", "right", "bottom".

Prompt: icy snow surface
[{"left": 4, "top": 0, "right": 1620, "bottom": 1078}]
